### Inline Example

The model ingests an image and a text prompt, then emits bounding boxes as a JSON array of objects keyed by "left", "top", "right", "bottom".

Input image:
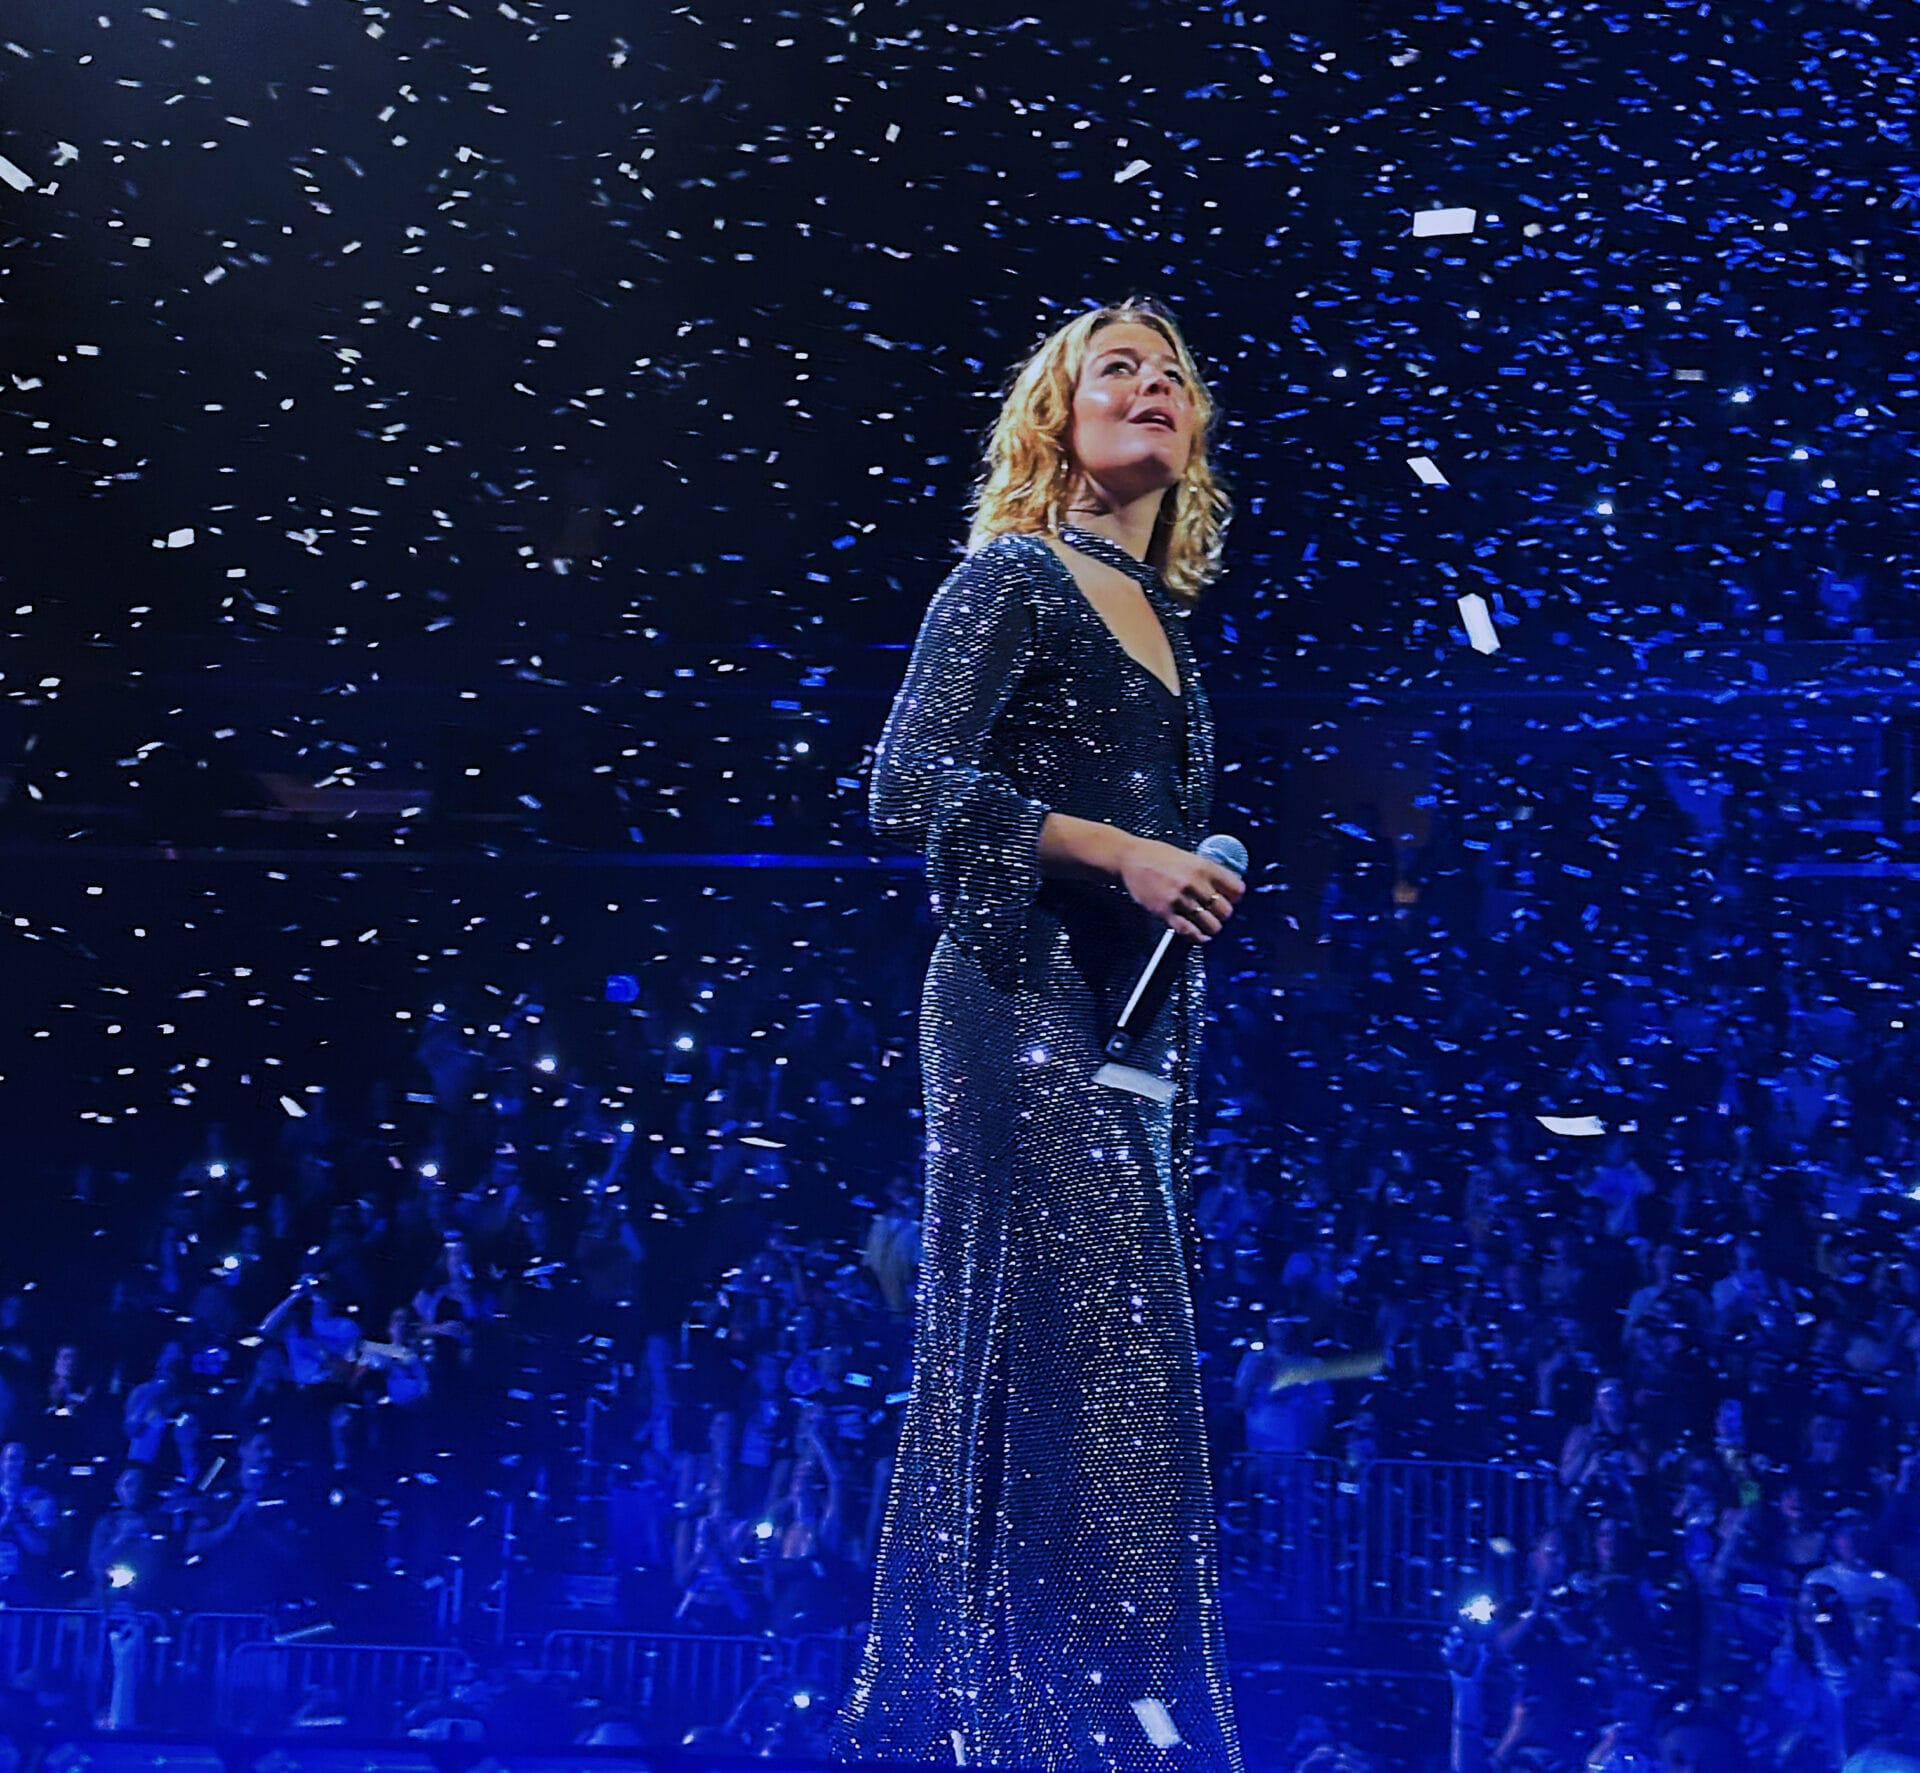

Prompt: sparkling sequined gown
[{"left": 830, "top": 526, "right": 1242, "bottom": 1771}]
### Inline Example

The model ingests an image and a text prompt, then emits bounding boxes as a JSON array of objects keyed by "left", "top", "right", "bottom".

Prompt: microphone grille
[{"left": 1198, "top": 833, "right": 1248, "bottom": 876}]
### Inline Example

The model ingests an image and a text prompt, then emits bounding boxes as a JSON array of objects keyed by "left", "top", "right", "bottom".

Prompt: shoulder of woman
[
  {"left": 951, "top": 529, "right": 1056, "bottom": 588},
  {"left": 918, "top": 533, "right": 1051, "bottom": 631}
]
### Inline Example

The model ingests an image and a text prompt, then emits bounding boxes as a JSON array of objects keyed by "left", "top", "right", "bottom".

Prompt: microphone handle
[{"left": 1103, "top": 924, "right": 1188, "bottom": 1060}]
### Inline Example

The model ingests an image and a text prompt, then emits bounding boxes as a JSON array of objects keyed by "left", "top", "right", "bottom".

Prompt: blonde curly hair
[{"left": 964, "top": 297, "right": 1231, "bottom": 608}]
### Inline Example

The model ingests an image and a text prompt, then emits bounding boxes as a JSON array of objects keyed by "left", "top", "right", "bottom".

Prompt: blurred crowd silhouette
[{"left": 0, "top": 744, "right": 1917, "bottom": 1772}]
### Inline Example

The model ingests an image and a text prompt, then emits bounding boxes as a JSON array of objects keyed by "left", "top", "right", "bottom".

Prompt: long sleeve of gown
[{"left": 870, "top": 547, "right": 1052, "bottom": 982}]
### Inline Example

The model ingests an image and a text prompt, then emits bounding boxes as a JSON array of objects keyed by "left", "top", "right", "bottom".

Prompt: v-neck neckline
[{"left": 1052, "top": 525, "right": 1183, "bottom": 702}]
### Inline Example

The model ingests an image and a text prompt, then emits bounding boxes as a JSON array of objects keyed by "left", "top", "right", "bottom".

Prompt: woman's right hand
[{"left": 1118, "top": 837, "right": 1245, "bottom": 941}]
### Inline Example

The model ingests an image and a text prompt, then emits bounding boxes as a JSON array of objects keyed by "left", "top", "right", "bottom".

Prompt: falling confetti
[
  {"left": 1457, "top": 593, "right": 1499, "bottom": 655},
  {"left": 1411, "top": 206, "right": 1477, "bottom": 238},
  {"left": 1536, "top": 1115, "right": 1608, "bottom": 1137},
  {"left": 1132, "top": 1699, "right": 1182, "bottom": 1749}
]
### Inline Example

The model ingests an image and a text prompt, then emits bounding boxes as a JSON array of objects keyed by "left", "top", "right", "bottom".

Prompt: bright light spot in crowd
[
  {"left": 420, "top": 1162, "right": 439, "bottom": 1180},
  {"left": 675, "top": 1035, "right": 694, "bottom": 1051},
  {"left": 207, "top": 1162, "right": 227, "bottom": 1179},
  {"left": 756, "top": 1520, "right": 775, "bottom": 1540},
  {"left": 1594, "top": 500, "right": 1613, "bottom": 516},
  {"left": 222, "top": 1255, "right": 239, "bottom": 1272},
  {"left": 1731, "top": 387, "right": 1753, "bottom": 403},
  {"left": 792, "top": 1690, "right": 813, "bottom": 1710},
  {"left": 793, "top": 741, "right": 809, "bottom": 755},
  {"left": 1790, "top": 448, "right": 1808, "bottom": 460},
  {"left": 536, "top": 1056, "right": 557, "bottom": 1073},
  {"left": 107, "top": 1564, "right": 136, "bottom": 1590},
  {"left": 1461, "top": 1594, "right": 1496, "bottom": 1625}
]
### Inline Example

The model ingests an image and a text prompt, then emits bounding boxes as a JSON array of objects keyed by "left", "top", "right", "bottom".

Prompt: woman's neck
[{"left": 1061, "top": 500, "right": 1160, "bottom": 566}]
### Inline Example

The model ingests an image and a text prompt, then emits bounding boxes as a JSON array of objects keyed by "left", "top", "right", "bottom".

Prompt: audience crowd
[
  {"left": 1208, "top": 774, "right": 1920, "bottom": 1772},
  {"left": 1, "top": 755, "right": 1917, "bottom": 1772}
]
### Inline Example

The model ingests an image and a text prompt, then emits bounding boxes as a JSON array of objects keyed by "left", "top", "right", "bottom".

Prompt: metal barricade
[
  {"left": 168, "top": 1612, "right": 276, "bottom": 1726},
  {"left": 1355, "top": 1458, "right": 1560, "bottom": 1627},
  {"left": 214, "top": 1640, "right": 471, "bottom": 1734},
  {"left": 177, "top": 1612, "right": 275, "bottom": 1679},
  {"left": 0, "top": 1606, "right": 168, "bottom": 1719},
  {"left": 1218, "top": 1454, "right": 1353, "bottom": 1623},
  {"left": 541, "top": 1630, "right": 785, "bottom": 1742},
  {"left": 0, "top": 1606, "right": 107, "bottom": 1690},
  {"left": 1219, "top": 1454, "right": 1559, "bottom": 1627},
  {"left": 789, "top": 1627, "right": 867, "bottom": 1702}
]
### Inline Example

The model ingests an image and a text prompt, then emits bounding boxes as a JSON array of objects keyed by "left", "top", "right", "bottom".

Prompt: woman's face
[{"left": 1068, "top": 321, "right": 1195, "bottom": 501}]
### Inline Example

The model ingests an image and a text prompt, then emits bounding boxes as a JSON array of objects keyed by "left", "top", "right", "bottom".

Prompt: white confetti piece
[
  {"left": 1132, "top": 1699, "right": 1181, "bottom": 1748},
  {"left": 0, "top": 155, "right": 33, "bottom": 193},
  {"left": 1115, "top": 159, "right": 1151, "bottom": 184},
  {"left": 1408, "top": 456, "right": 1448, "bottom": 486},
  {"left": 1537, "top": 1115, "right": 1607, "bottom": 1137},
  {"left": 279, "top": 1095, "right": 308, "bottom": 1118},
  {"left": 163, "top": 527, "right": 195, "bottom": 550},
  {"left": 1457, "top": 593, "right": 1499, "bottom": 655},
  {"left": 1412, "top": 205, "right": 1476, "bottom": 237}
]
